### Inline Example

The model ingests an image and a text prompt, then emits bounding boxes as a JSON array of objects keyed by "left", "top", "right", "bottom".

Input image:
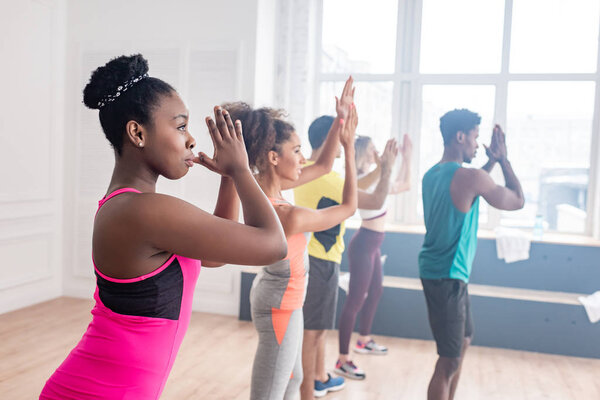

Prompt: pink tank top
[{"left": 40, "top": 188, "right": 201, "bottom": 400}]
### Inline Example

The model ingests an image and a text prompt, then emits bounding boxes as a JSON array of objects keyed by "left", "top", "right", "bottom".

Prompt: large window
[{"left": 317, "top": 0, "right": 600, "bottom": 236}]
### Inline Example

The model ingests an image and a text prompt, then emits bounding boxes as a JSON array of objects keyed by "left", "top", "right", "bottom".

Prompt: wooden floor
[{"left": 1, "top": 298, "right": 599, "bottom": 399}]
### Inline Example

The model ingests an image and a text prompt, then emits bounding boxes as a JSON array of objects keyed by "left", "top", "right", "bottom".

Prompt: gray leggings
[{"left": 250, "top": 307, "right": 303, "bottom": 400}]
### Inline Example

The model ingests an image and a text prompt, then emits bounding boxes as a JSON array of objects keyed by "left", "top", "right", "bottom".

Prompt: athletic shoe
[
  {"left": 354, "top": 339, "right": 388, "bottom": 355},
  {"left": 314, "top": 373, "right": 345, "bottom": 397},
  {"left": 334, "top": 359, "right": 366, "bottom": 380}
]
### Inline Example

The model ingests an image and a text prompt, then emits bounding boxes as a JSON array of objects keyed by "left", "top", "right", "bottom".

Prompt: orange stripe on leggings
[{"left": 271, "top": 308, "right": 293, "bottom": 345}]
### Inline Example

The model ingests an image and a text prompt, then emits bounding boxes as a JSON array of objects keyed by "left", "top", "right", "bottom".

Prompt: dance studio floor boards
[{"left": 1, "top": 297, "right": 598, "bottom": 399}]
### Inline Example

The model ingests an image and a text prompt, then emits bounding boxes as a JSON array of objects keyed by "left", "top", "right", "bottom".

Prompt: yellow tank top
[{"left": 293, "top": 161, "right": 346, "bottom": 263}]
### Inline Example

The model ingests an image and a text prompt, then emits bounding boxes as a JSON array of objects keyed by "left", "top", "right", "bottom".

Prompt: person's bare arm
[
  {"left": 483, "top": 125, "right": 524, "bottom": 210},
  {"left": 390, "top": 134, "right": 412, "bottom": 194},
  {"left": 213, "top": 177, "right": 239, "bottom": 221},
  {"left": 481, "top": 124, "right": 503, "bottom": 173},
  {"left": 200, "top": 176, "right": 240, "bottom": 267},
  {"left": 493, "top": 158, "right": 524, "bottom": 210},
  {"left": 481, "top": 159, "right": 496, "bottom": 173},
  {"left": 136, "top": 107, "right": 287, "bottom": 266},
  {"left": 358, "top": 139, "right": 397, "bottom": 209},
  {"left": 279, "top": 104, "right": 359, "bottom": 236},
  {"left": 358, "top": 165, "right": 381, "bottom": 190},
  {"left": 281, "top": 76, "right": 354, "bottom": 190},
  {"left": 452, "top": 166, "right": 524, "bottom": 213},
  {"left": 452, "top": 126, "right": 524, "bottom": 212},
  {"left": 469, "top": 166, "right": 524, "bottom": 211}
]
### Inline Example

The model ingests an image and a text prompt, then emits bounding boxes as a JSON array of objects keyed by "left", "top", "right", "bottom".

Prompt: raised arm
[
  {"left": 390, "top": 133, "right": 412, "bottom": 194},
  {"left": 454, "top": 125, "right": 524, "bottom": 212},
  {"left": 471, "top": 167, "right": 524, "bottom": 211},
  {"left": 278, "top": 104, "right": 359, "bottom": 236},
  {"left": 358, "top": 139, "right": 398, "bottom": 209},
  {"left": 481, "top": 124, "right": 501, "bottom": 173},
  {"left": 198, "top": 176, "right": 240, "bottom": 267},
  {"left": 481, "top": 158, "right": 496, "bottom": 173},
  {"left": 489, "top": 125, "right": 524, "bottom": 209},
  {"left": 358, "top": 160, "right": 381, "bottom": 190},
  {"left": 282, "top": 76, "right": 355, "bottom": 190},
  {"left": 212, "top": 178, "right": 239, "bottom": 220},
  {"left": 133, "top": 106, "right": 287, "bottom": 266}
]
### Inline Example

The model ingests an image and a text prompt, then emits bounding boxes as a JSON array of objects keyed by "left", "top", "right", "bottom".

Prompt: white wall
[
  {"left": 0, "top": 0, "right": 67, "bottom": 314},
  {"left": 254, "top": 0, "right": 278, "bottom": 107},
  {"left": 60, "top": 0, "right": 278, "bottom": 315},
  {"left": 0, "top": 0, "right": 279, "bottom": 316}
]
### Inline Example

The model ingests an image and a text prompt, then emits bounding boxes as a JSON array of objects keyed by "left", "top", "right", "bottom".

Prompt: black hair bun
[{"left": 83, "top": 54, "right": 149, "bottom": 110}]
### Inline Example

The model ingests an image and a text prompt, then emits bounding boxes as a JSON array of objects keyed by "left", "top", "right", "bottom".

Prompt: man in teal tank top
[{"left": 419, "top": 109, "right": 525, "bottom": 400}]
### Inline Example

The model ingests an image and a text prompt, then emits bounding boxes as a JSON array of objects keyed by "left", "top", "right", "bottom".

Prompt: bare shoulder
[
  {"left": 272, "top": 202, "right": 301, "bottom": 225},
  {"left": 455, "top": 166, "right": 485, "bottom": 178},
  {"left": 450, "top": 168, "right": 489, "bottom": 212},
  {"left": 454, "top": 167, "right": 490, "bottom": 187},
  {"left": 272, "top": 203, "right": 311, "bottom": 236},
  {"left": 97, "top": 192, "right": 211, "bottom": 231}
]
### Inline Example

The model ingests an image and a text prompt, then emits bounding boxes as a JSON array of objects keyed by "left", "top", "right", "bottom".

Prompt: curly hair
[
  {"left": 83, "top": 54, "right": 175, "bottom": 154},
  {"left": 222, "top": 102, "right": 295, "bottom": 172}
]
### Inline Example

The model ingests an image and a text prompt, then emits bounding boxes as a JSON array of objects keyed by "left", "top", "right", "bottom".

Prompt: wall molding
[{"left": 0, "top": 232, "right": 54, "bottom": 290}]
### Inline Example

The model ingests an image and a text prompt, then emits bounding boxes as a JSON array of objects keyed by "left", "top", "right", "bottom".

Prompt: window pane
[
  {"left": 319, "top": 81, "right": 394, "bottom": 151},
  {"left": 510, "top": 0, "right": 600, "bottom": 73},
  {"left": 321, "top": 0, "right": 398, "bottom": 73},
  {"left": 420, "top": 0, "right": 505, "bottom": 73},
  {"left": 419, "top": 85, "right": 496, "bottom": 222},
  {"left": 503, "top": 82, "right": 594, "bottom": 233}
]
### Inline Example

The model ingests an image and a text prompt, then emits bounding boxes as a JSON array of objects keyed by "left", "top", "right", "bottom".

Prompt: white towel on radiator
[
  {"left": 579, "top": 291, "right": 600, "bottom": 324},
  {"left": 338, "top": 272, "right": 350, "bottom": 294},
  {"left": 495, "top": 227, "right": 531, "bottom": 263}
]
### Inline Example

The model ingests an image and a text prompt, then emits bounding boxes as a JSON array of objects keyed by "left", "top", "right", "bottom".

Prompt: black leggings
[{"left": 338, "top": 227, "right": 385, "bottom": 355}]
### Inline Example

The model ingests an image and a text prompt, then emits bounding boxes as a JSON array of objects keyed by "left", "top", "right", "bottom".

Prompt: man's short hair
[
  {"left": 440, "top": 109, "right": 481, "bottom": 145},
  {"left": 308, "top": 115, "right": 335, "bottom": 149}
]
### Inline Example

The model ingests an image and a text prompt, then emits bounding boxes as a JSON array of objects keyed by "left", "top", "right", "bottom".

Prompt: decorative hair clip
[{"left": 97, "top": 73, "right": 149, "bottom": 108}]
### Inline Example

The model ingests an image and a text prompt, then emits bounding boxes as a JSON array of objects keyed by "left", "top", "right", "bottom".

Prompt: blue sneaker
[{"left": 314, "top": 373, "right": 345, "bottom": 397}]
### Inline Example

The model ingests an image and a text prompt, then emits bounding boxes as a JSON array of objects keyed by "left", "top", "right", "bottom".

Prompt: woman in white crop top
[
  {"left": 335, "top": 134, "right": 411, "bottom": 380},
  {"left": 356, "top": 134, "right": 412, "bottom": 231}
]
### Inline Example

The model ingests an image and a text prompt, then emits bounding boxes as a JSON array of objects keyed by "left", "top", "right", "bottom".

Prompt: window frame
[{"left": 314, "top": 0, "right": 600, "bottom": 238}]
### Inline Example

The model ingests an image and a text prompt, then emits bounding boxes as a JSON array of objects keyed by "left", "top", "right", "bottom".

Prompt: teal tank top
[{"left": 418, "top": 162, "right": 479, "bottom": 282}]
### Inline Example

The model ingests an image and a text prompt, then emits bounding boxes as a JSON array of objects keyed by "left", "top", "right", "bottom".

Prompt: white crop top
[{"left": 358, "top": 173, "right": 388, "bottom": 221}]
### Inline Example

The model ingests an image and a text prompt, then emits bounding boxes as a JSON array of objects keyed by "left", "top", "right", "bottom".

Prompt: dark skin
[
  {"left": 448, "top": 124, "right": 524, "bottom": 213},
  {"left": 93, "top": 93, "right": 287, "bottom": 279},
  {"left": 428, "top": 124, "right": 524, "bottom": 400}
]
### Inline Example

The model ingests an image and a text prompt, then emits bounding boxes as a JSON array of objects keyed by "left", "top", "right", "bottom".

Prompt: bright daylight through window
[{"left": 318, "top": 0, "right": 600, "bottom": 236}]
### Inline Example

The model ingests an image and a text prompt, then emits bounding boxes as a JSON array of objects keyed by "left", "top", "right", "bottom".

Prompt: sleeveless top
[
  {"left": 294, "top": 161, "right": 346, "bottom": 263},
  {"left": 419, "top": 163, "right": 479, "bottom": 282},
  {"left": 358, "top": 174, "right": 388, "bottom": 221},
  {"left": 250, "top": 198, "right": 309, "bottom": 311},
  {"left": 40, "top": 188, "right": 202, "bottom": 400}
]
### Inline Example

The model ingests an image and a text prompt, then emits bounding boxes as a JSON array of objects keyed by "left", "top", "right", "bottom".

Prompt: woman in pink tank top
[{"left": 39, "top": 54, "right": 286, "bottom": 400}]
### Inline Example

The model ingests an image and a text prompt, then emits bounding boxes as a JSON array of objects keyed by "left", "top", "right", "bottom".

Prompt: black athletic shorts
[{"left": 421, "top": 278, "right": 473, "bottom": 358}]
